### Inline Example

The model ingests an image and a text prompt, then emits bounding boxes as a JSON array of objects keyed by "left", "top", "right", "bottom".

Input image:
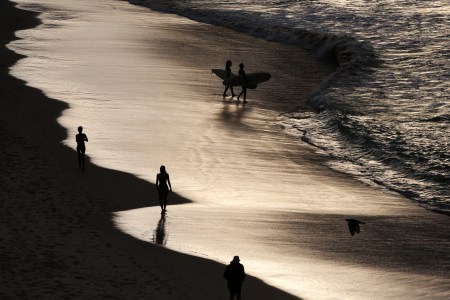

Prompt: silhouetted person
[
  {"left": 156, "top": 165, "right": 172, "bottom": 212},
  {"left": 345, "top": 219, "right": 365, "bottom": 236},
  {"left": 224, "top": 256, "right": 245, "bottom": 300},
  {"left": 237, "top": 63, "right": 248, "bottom": 103},
  {"left": 223, "top": 60, "right": 236, "bottom": 98},
  {"left": 76, "top": 126, "right": 88, "bottom": 171}
]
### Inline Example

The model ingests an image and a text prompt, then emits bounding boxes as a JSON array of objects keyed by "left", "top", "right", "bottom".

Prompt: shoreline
[
  {"left": 0, "top": 1, "right": 302, "bottom": 299},
  {"left": 127, "top": 0, "right": 450, "bottom": 216},
  {"left": 2, "top": 0, "right": 449, "bottom": 299}
]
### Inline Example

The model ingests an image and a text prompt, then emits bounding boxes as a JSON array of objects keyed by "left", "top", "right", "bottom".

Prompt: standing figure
[
  {"left": 156, "top": 165, "right": 172, "bottom": 212},
  {"left": 76, "top": 126, "right": 88, "bottom": 171},
  {"left": 237, "top": 63, "right": 247, "bottom": 103},
  {"left": 224, "top": 256, "right": 246, "bottom": 300},
  {"left": 223, "top": 60, "right": 236, "bottom": 97}
]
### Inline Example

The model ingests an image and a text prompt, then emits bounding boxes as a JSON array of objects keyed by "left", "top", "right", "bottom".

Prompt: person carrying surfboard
[
  {"left": 237, "top": 63, "right": 247, "bottom": 103},
  {"left": 223, "top": 60, "right": 236, "bottom": 98}
]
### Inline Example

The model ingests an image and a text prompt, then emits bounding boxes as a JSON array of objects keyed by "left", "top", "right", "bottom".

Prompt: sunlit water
[
  {"left": 133, "top": 0, "right": 450, "bottom": 214},
  {"left": 8, "top": 0, "right": 450, "bottom": 299}
]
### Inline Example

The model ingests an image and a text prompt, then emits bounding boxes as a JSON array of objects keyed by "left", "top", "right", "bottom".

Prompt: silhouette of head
[
  {"left": 239, "top": 63, "right": 244, "bottom": 69},
  {"left": 226, "top": 60, "right": 232, "bottom": 67},
  {"left": 160, "top": 165, "right": 166, "bottom": 173},
  {"left": 78, "top": 126, "right": 83, "bottom": 133},
  {"left": 232, "top": 255, "right": 240, "bottom": 263}
]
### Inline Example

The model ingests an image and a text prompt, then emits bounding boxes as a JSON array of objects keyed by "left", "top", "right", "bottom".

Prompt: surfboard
[
  {"left": 211, "top": 69, "right": 238, "bottom": 81},
  {"left": 212, "top": 69, "right": 271, "bottom": 90},
  {"left": 223, "top": 72, "right": 271, "bottom": 89}
]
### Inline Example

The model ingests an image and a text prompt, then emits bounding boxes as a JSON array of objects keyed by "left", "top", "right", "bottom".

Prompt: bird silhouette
[{"left": 345, "top": 219, "right": 365, "bottom": 236}]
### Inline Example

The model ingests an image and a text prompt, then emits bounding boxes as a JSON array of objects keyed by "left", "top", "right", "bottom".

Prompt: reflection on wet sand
[{"left": 153, "top": 213, "right": 167, "bottom": 246}]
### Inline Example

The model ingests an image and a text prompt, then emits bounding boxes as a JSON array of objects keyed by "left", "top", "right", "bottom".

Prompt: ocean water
[{"left": 131, "top": 0, "right": 450, "bottom": 213}]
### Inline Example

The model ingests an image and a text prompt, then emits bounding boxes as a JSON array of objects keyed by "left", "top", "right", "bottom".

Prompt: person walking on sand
[
  {"left": 223, "top": 60, "right": 236, "bottom": 98},
  {"left": 237, "top": 63, "right": 247, "bottom": 103},
  {"left": 156, "top": 165, "right": 172, "bottom": 212},
  {"left": 224, "top": 256, "right": 246, "bottom": 300},
  {"left": 76, "top": 126, "right": 88, "bottom": 171}
]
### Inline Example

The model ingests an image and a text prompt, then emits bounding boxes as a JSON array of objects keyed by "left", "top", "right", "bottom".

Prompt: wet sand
[
  {"left": 0, "top": 1, "right": 302, "bottom": 299},
  {"left": 2, "top": 0, "right": 450, "bottom": 299}
]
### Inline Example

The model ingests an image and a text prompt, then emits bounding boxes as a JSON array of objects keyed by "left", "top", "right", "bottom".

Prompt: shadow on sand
[{"left": 0, "top": 1, "right": 302, "bottom": 299}]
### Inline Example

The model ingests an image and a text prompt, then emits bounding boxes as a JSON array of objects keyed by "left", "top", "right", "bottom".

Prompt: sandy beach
[
  {"left": 0, "top": 1, "right": 302, "bottom": 299},
  {"left": 1, "top": 0, "right": 449, "bottom": 299}
]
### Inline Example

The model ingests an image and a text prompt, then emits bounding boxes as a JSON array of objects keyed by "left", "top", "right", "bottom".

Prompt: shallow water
[{"left": 133, "top": 0, "right": 450, "bottom": 214}]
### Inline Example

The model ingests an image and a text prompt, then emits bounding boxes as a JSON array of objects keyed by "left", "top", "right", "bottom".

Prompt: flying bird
[{"left": 345, "top": 219, "right": 365, "bottom": 236}]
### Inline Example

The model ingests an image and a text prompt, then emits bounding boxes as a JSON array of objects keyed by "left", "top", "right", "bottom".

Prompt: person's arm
[
  {"left": 156, "top": 174, "right": 160, "bottom": 189},
  {"left": 167, "top": 175, "right": 172, "bottom": 192},
  {"left": 84, "top": 134, "right": 88, "bottom": 142}
]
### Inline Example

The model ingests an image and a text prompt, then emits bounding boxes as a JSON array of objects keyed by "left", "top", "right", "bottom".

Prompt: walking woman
[{"left": 156, "top": 165, "right": 172, "bottom": 212}]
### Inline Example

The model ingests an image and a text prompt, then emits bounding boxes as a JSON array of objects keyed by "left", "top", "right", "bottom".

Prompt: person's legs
[
  {"left": 238, "top": 86, "right": 247, "bottom": 101},
  {"left": 163, "top": 194, "right": 168, "bottom": 210},
  {"left": 229, "top": 291, "right": 235, "bottom": 300},
  {"left": 159, "top": 190, "right": 168, "bottom": 210},
  {"left": 80, "top": 149, "right": 85, "bottom": 169},
  {"left": 77, "top": 146, "right": 86, "bottom": 169},
  {"left": 224, "top": 86, "right": 236, "bottom": 97},
  {"left": 229, "top": 284, "right": 241, "bottom": 300},
  {"left": 237, "top": 90, "right": 243, "bottom": 101},
  {"left": 223, "top": 86, "right": 229, "bottom": 97},
  {"left": 158, "top": 190, "right": 164, "bottom": 210},
  {"left": 236, "top": 285, "right": 242, "bottom": 300},
  {"left": 77, "top": 148, "right": 82, "bottom": 168}
]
